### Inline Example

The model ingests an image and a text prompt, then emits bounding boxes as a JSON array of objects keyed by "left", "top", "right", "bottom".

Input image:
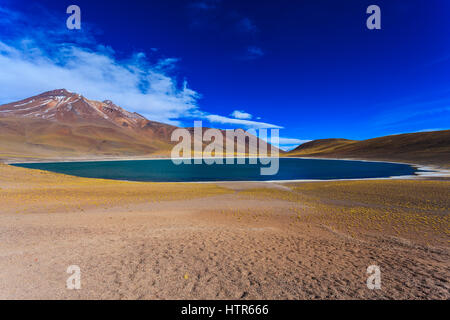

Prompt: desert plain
[{"left": 0, "top": 162, "right": 448, "bottom": 299}]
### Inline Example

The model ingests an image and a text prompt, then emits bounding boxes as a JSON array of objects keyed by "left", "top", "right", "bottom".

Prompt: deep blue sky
[{"left": 1, "top": 0, "right": 449, "bottom": 148}]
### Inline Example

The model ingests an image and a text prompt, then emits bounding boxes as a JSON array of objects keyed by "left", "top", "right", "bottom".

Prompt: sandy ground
[{"left": 0, "top": 164, "right": 448, "bottom": 299}]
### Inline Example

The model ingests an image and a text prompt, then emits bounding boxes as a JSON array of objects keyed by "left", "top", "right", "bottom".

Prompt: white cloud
[
  {"left": 0, "top": 40, "right": 199, "bottom": 125},
  {"left": 230, "top": 110, "right": 252, "bottom": 120},
  {"left": 415, "top": 128, "right": 446, "bottom": 133},
  {"left": 278, "top": 138, "right": 312, "bottom": 145},
  {"left": 0, "top": 38, "right": 284, "bottom": 129},
  {"left": 205, "top": 114, "right": 282, "bottom": 129},
  {"left": 0, "top": 5, "right": 282, "bottom": 130},
  {"left": 156, "top": 57, "right": 181, "bottom": 70}
]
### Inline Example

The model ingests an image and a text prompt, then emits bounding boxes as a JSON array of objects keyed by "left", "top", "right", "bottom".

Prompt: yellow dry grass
[
  {"left": 1, "top": 163, "right": 448, "bottom": 246},
  {"left": 238, "top": 180, "right": 450, "bottom": 246},
  {"left": 0, "top": 164, "right": 232, "bottom": 214}
]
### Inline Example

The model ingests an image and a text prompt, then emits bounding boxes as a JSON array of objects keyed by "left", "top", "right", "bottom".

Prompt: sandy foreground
[{"left": 0, "top": 164, "right": 448, "bottom": 299}]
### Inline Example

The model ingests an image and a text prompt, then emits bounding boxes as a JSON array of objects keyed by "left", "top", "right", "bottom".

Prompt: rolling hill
[{"left": 288, "top": 131, "right": 450, "bottom": 166}]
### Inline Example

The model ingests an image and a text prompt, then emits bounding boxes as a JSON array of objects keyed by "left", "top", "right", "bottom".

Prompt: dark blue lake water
[{"left": 12, "top": 158, "right": 418, "bottom": 182}]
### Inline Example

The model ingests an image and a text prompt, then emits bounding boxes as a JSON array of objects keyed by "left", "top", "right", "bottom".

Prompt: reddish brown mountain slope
[
  {"left": 0, "top": 89, "right": 278, "bottom": 161},
  {"left": 0, "top": 89, "right": 181, "bottom": 161},
  {"left": 288, "top": 131, "right": 450, "bottom": 166}
]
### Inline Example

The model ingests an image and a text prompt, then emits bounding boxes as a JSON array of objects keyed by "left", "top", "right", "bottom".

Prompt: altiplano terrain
[
  {"left": 0, "top": 91, "right": 449, "bottom": 300},
  {"left": 0, "top": 164, "right": 448, "bottom": 299}
]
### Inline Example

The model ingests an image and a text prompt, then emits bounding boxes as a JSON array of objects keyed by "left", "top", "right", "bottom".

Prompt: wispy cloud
[
  {"left": 277, "top": 138, "right": 312, "bottom": 151},
  {"left": 230, "top": 110, "right": 252, "bottom": 120},
  {"left": 244, "top": 46, "right": 264, "bottom": 60},
  {"left": 415, "top": 128, "right": 447, "bottom": 133},
  {"left": 237, "top": 17, "right": 258, "bottom": 33},
  {"left": 204, "top": 114, "right": 282, "bottom": 129},
  {"left": 187, "top": 2, "right": 264, "bottom": 60},
  {"left": 425, "top": 53, "right": 450, "bottom": 67},
  {"left": 156, "top": 57, "right": 181, "bottom": 70},
  {"left": 278, "top": 138, "right": 311, "bottom": 145},
  {"left": 373, "top": 94, "right": 450, "bottom": 131},
  {"left": 189, "top": 0, "right": 221, "bottom": 11},
  {"left": 0, "top": 6, "right": 21, "bottom": 25}
]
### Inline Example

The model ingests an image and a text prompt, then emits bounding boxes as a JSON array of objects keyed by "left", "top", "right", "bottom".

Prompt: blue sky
[{"left": 0, "top": 0, "right": 449, "bottom": 149}]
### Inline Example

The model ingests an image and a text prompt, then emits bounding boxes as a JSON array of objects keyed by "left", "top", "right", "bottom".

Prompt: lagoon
[{"left": 12, "top": 158, "right": 418, "bottom": 182}]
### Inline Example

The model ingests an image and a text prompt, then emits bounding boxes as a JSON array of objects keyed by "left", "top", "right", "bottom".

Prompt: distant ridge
[
  {"left": 288, "top": 131, "right": 450, "bottom": 166},
  {"left": 290, "top": 138, "right": 356, "bottom": 154}
]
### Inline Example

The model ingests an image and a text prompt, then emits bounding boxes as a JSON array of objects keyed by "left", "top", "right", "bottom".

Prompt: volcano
[{"left": 0, "top": 89, "right": 278, "bottom": 161}]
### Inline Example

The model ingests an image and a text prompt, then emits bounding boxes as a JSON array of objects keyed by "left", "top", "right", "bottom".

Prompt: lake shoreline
[
  {"left": 9, "top": 156, "right": 444, "bottom": 183},
  {"left": 4, "top": 154, "right": 448, "bottom": 170}
]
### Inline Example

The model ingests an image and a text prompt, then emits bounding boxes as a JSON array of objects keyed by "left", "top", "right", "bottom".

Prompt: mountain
[
  {"left": 0, "top": 89, "right": 180, "bottom": 161},
  {"left": 288, "top": 131, "right": 450, "bottom": 166},
  {"left": 0, "top": 89, "right": 278, "bottom": 162}
]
